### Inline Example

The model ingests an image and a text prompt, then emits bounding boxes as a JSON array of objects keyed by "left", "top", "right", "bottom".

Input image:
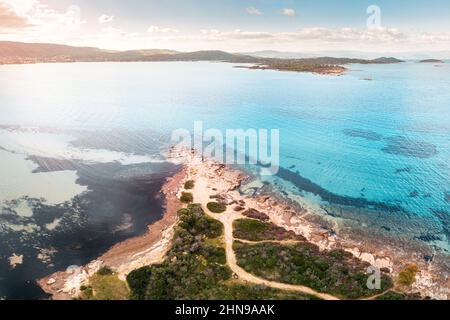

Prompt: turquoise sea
[{"left": 0, "top": 61, "right": 449, "bottom": 298}]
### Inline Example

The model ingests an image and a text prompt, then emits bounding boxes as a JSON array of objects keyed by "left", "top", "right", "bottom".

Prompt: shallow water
[{"left": 0, "top": 61, "right": 449, "bottom": 298}]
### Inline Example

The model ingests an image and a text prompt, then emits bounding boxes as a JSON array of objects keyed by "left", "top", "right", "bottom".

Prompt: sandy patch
[{"left": 9, "top": 254, "right": 24, "bottom": 269}]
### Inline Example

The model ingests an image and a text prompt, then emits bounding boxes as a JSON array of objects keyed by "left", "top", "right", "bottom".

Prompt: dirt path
[
  {"left": 236, "top": 239, "right": 304, "bottom": 245},
  {"left": 191, "top": 176, "right": 341, "bottom": 301}
]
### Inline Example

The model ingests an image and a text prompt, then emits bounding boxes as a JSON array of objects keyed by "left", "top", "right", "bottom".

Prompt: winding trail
[{"left": 192, "top": 176, "right": 341, "bottom": 301}]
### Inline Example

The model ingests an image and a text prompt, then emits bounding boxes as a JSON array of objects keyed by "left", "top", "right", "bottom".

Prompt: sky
[{"left": 1, "top": 0, "right": 450, "bottom": 53}]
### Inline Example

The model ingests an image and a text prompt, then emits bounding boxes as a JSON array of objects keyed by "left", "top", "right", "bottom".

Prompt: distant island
[
  {"left": 0, "top": 41, "right": 404, "bottom": 75},
  {"left": 240, "top": 57, "right": 403, "bottom": 75},
  {"left": 418, "top": 59, "right": 445, "bottom": 63}
]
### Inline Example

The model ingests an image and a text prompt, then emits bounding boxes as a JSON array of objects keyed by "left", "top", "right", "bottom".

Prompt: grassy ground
[{"left": 79, "top": 272, "right": 130, "bottom": 300}]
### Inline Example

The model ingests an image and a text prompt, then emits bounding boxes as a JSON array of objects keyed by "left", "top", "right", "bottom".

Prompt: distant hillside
[
  {"left": 0, "top": 42, "right": 255, "bottom": 63},
  {"left": 120, "top": 49, "right": 178, "bottom": 57},
  {"left": 286, "top": 56, "right": 404, "bottom": 65},
  {"left": 169, "top": 50, "right": 244, "bottom": 61},
  {"left": 136, "top": 50, "right": 256, "bottom": 62}
]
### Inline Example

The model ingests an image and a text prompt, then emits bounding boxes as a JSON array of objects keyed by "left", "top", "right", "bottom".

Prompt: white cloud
[
  {"left": 0, "top": 2, "right": 30, "bottom": 32},
  {"left": 147, "top": 25, "right": 179, "bottom": 33},
  {"left": 0, "top": 0, "right": 86, "bottom": 36},
  {"left": 282, "top": 8, "right": 296, "bottom": 17},
  {"left": 196, "top": 27, "right": 409, "bottom": 44},
  {"left": 246, "top": 7, "right": 262, "bottom": 16},
  {"left": 98, "top": 14, "right": 114, "bottom": 24},
  {"left": 1, "top": 0, "right": 37, "bottom": 15},
  {"left": 111, "top": 27, "right": 450, "bottom": 52}
]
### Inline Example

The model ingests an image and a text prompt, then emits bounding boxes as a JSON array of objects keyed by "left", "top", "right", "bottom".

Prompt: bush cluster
[
  {"left": 180, "top": 192, "right": 194, "bottom": 203},
  {"left": 234, "top": 241, "right": 393, "bottom": 299},
  {"left": 207, "top": 202, "right": 227, "bottom": 213},
  {"left": 184, "top": 180, "right": 195, "bottom": 190},
  {"left": 397, "top": 264, "right": 419, "bottom": 287}
]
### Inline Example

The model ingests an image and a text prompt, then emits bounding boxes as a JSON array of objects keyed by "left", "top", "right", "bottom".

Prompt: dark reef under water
[
  {"left": 276, "top": 167, "right": 403, "bottom": 213},
  {"left": 274, "top": 166, "right": 449, "bottom": 255},
  {"left": 342, "top": 129, "right": 383, "bottom": 141},
  {"left": 342, "top": 128, "right": 439, "bottom": 159}
]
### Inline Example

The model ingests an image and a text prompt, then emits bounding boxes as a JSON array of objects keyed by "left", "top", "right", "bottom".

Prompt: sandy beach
[{"left": 38, "top": 148, "right": 449, "bottom": 300}]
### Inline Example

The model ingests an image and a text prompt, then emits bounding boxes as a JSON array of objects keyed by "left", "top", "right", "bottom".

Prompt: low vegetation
[
  {"left": 96, "top": 266, "right": 114, "bottom": 276},
  {"left": 375, "top": 290, "right": 426, "bottom": 300},
  {"left": 180, "top": 192, "right": 194, "bottom": 203},
  {"left": 233, "top": 219, "right": 306, "bottom": 242},
  {"left": 375, "top": 291, "right": 407, "bottom": 300},
  {"left": 184, "top": 180, "right": 195, "bottom": 190},
  {"left": 397, "top": 264, "right": 419, "bottom": 287},
  {"left": 126, "top": 205, "right": 314, "bottom": 300},
  {"left": 207, "top": 201, "right": 227, "bottom": 213},
  {"left": 234, "top": 241, "right": 393, "bottom": 299},
  {"left": 79, "top": 269, "right": 129, "bottom": 300}
]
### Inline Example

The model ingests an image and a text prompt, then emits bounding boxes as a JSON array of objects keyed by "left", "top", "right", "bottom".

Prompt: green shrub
[
  {"left": 97, "top": 266, "right": 113, "bottom": 276},
  {"left": 201, "top": 245, "right": 227, "bottom": 264},
  {"left": 126, "top": 266, "right": 153, "bottom": 300},
  {"left": 177, "top": 204, "right": 223, "bottom": 238},
  {"left": 207, "top": 202, "right": 227, "bottom": 213},
  {"left": 180, "top": 192, "right": 194, "bottom": 203},
  {"left": 375, "top": 291, "right": 407, "bottom": 300},
  {"left": 79, "top": 286, "right": 93, "bottom": 299},
  {"left": 184, "top": 180, "right": 195, "bottom": 190},
  {"left": 397, "top": 264, "right": 419, "bottom": 287}
]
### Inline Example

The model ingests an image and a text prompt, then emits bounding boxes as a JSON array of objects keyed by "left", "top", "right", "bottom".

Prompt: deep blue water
[{"left": 0, "top": 61, "right": 449, "bottom": 298}]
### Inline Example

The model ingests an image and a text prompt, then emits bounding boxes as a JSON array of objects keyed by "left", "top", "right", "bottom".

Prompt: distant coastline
[{"left": 0, "top": 41, "right": 403, "bottom": 75}]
